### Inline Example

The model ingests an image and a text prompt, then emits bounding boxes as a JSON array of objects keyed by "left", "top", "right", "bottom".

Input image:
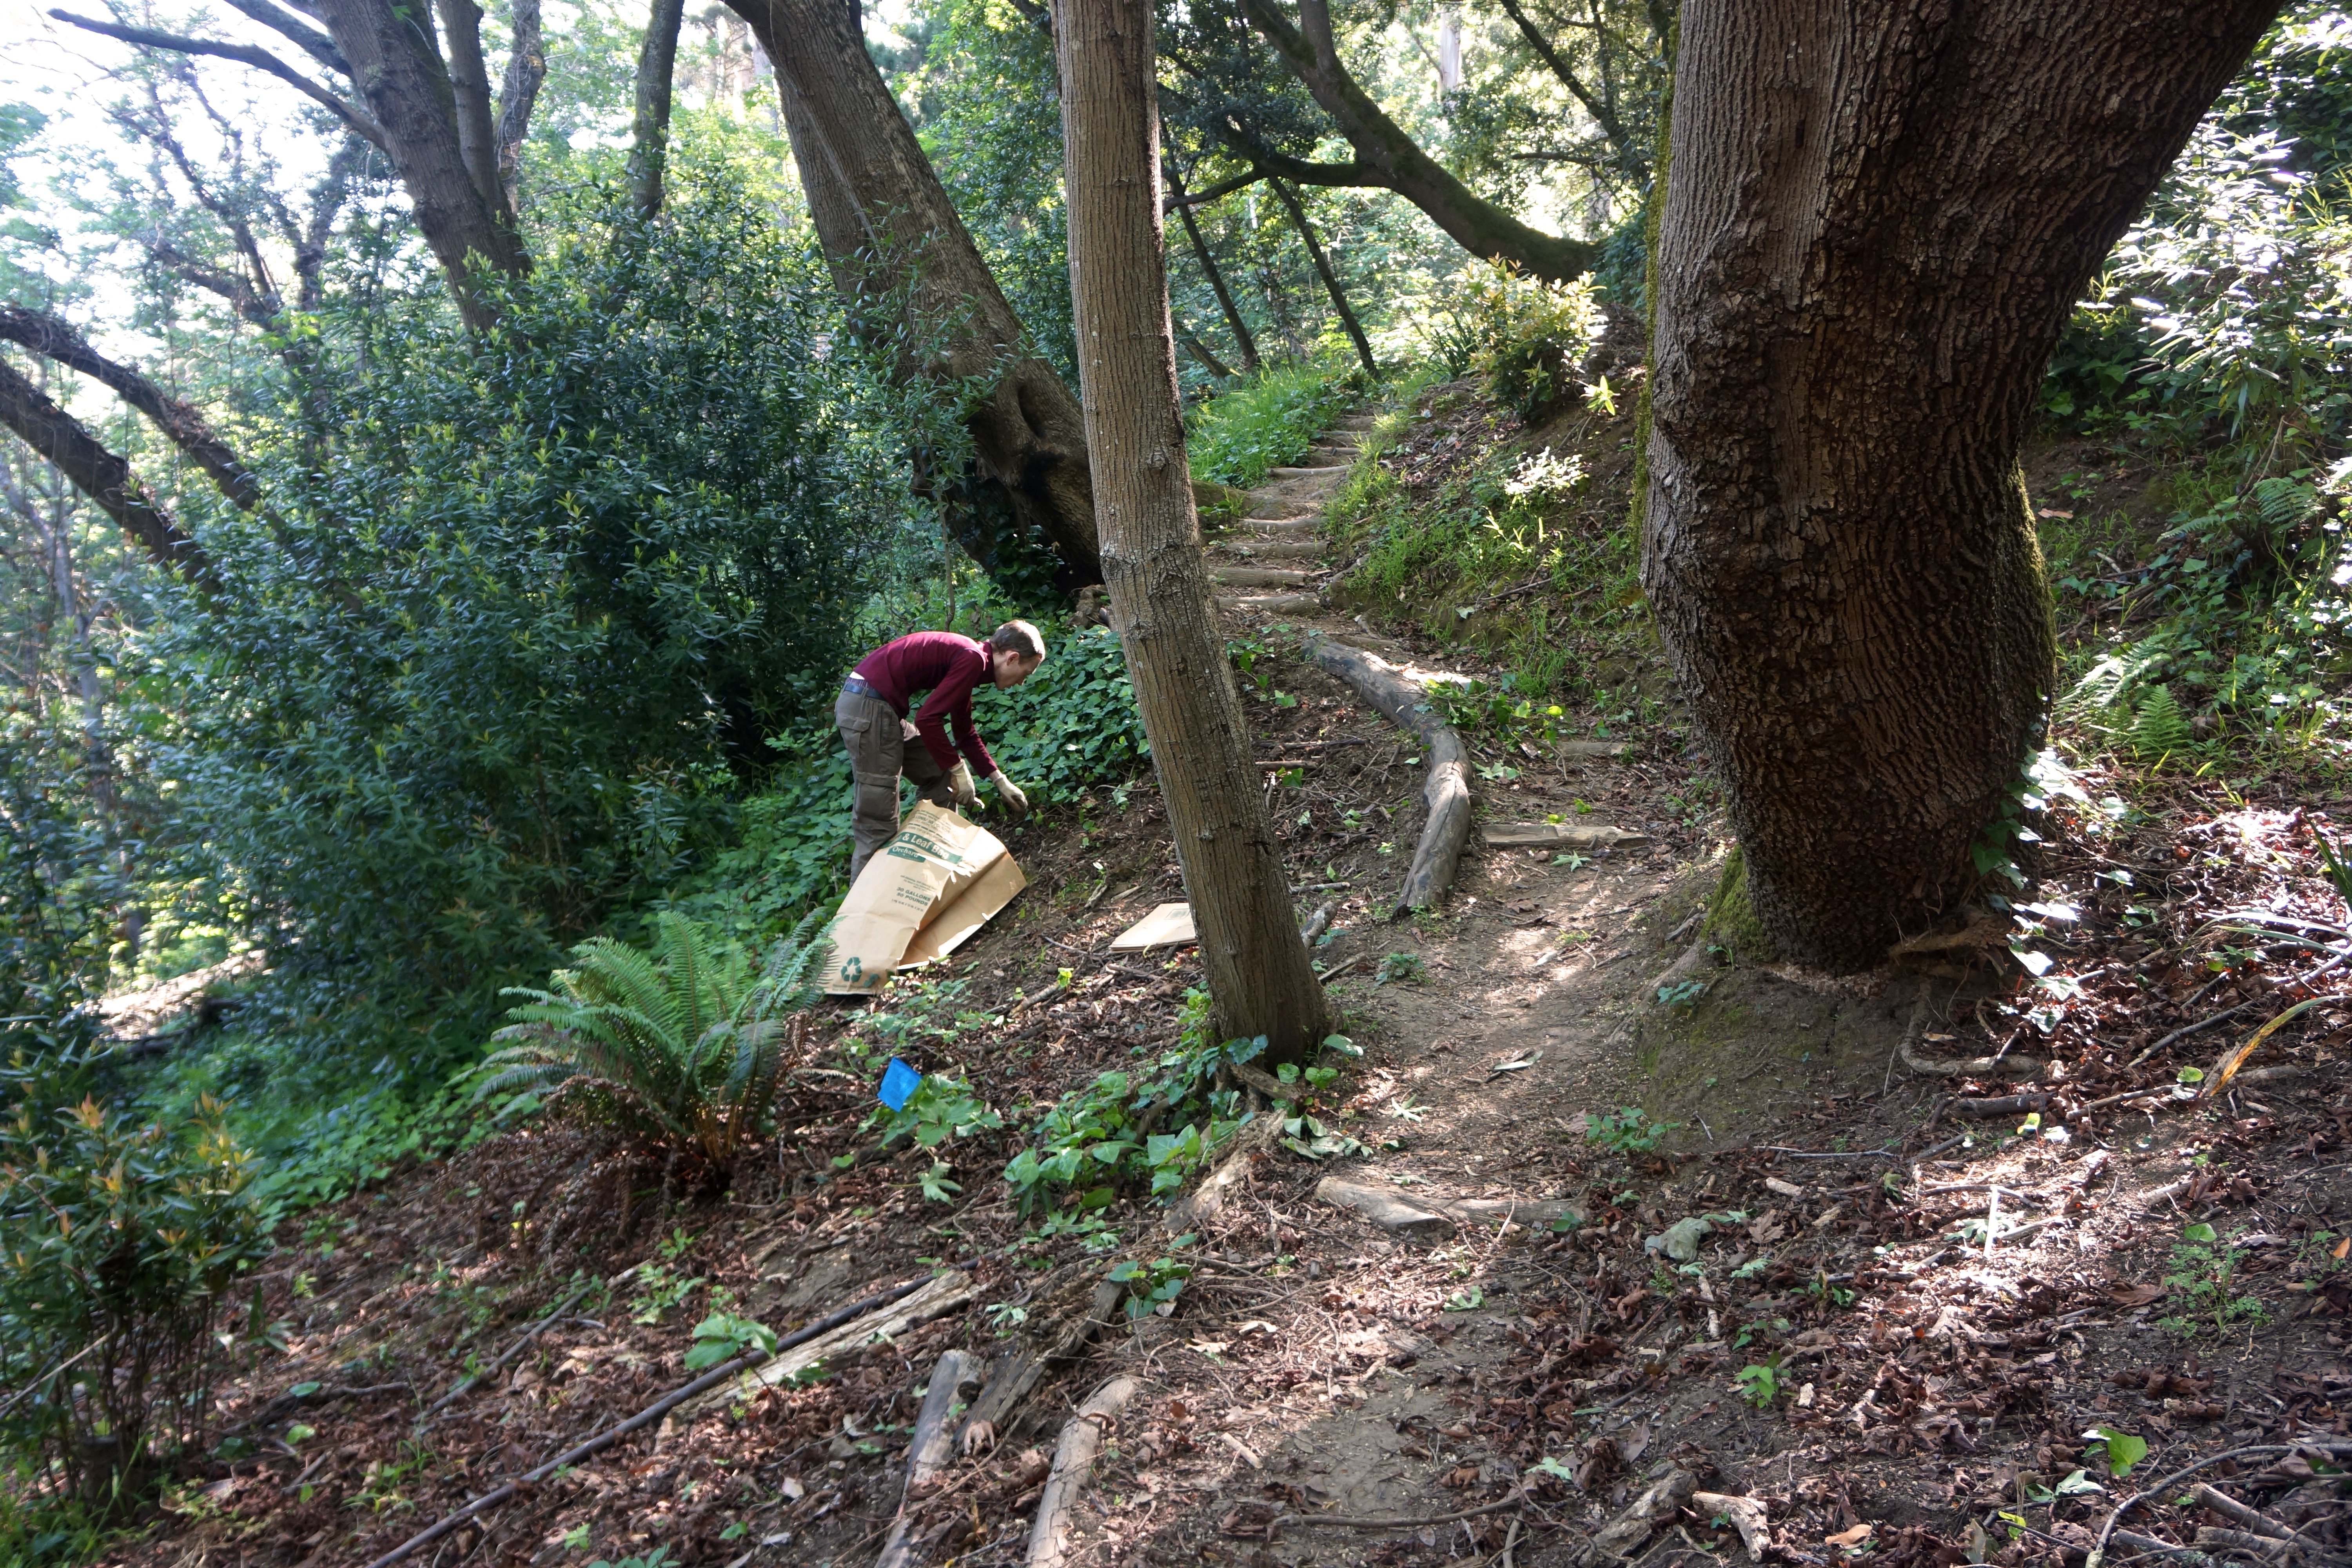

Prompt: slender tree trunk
[
  {"left": 1176, "top": 320, "right": 1236, "bottom": 380},
  {"left": 0, "top": 359, "right": 216, "bottom": 589},
  {"left": 313, "top": 0, "right": 529, "bottom": 328},
  {"left": 1268, "top": 178, "right": 1375, "bottom": 377},
  {"left": 21, "top": 484, "right": 139, "bottom": 957},
  {"left": 1642, "top": 0, "right": 2278, "bottom": 969},
  {"left": 493, "top": 0, "right": 546, "bottom": 211},
  {"left": 628, "top": 0, "right": 688, "bottom": 218},
  {"left": 728, "top": 0, "right": 1104, "bottom": 592},
  {"left": 1056, "top": 0, "right": 1330, "bottom": 1060},
  {"left": 1168, "top": 167, "right": 1261, "bottom": 374}
]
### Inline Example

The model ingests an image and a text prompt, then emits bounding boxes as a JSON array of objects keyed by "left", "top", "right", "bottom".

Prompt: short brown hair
[{"left": 991, "top": 619, "right": 1045, "bottom": 660}]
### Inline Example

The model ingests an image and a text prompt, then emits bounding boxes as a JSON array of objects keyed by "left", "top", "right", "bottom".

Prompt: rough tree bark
[
  {"left": 729, "top": 0, "right": 1104, "bottom": 591},
  {"left": 1235, "top": 0, "right": 1599, "bottom": 281},
  {"left": 627, "top": 0, "right": 688, "bottom": 217},
  {"left": 0, "top": 308, "right": 260, "bottom": 512},
  {"left": 1266, "top": 177, "right": 1375, "bottom": 377},
  {"left": 1057, "top": 0, "right": 1330, "bottom": 1060},
  {"left": 311, "top": 0, "right": 528, "bottom": 327},
  {"left": 1642, "top": 0, "right": 2279, "bottom": 969},
  {"left": 0, "top": 359, "right": 216, "bottom": 589}
]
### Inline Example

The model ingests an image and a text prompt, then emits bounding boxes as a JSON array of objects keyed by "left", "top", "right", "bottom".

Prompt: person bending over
[{"left": 836, "top": 621, "right": 1045, "bottom": 882}]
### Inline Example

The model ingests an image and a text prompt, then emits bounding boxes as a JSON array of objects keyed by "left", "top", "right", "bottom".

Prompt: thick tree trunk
[
  {"left": 0, "top": 359, "right": 216, "bottom": 589},
  {"left": 1267, "top": 178, "right": 1375, "bottom": 377},
  {"left": 1056, "top": 0, "right": 1330, "bottom": 1060},
  {"left": 1642, "top": 0, "right": 2278, "bottom": 969},
  {"left": 728, "top": 0, "right": 1104, "bottom": 592},
  {"left": 1238, "top": 0, "right": 1598, "bottom": 282},
  {"left": 628, "top": 0, "right": 688, "bottom": 218},
  {"left": 313, "top": 0, "right": 528, "bottom": 328},
  {"left": 1168, "top": 166, "right": 1261, "bottom": 373}
]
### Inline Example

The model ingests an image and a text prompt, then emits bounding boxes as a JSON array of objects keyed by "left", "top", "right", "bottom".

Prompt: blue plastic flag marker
[{"left": 878, "top": 1057, "right": 922, "bottom": 1111}]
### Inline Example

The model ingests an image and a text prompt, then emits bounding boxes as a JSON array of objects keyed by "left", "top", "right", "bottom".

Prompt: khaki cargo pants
[{"left": 837, "top": 688, "right": 954, "bottom": 884}]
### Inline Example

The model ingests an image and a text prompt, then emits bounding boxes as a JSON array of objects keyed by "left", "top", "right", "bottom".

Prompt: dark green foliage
[
  {"left": 973, "top": 625, "right": 1152, "bottom": 806},
  {"left": 477, "top": 911, "right": 829, "bottom": 1168},
  {"left": 0, "top": 1091, "right": 263, "bottom": 1515},
  {"left": 0, "top": 731, "right": 114, "bottom": 1063},
  {"left": 138, "top": 177, "right": 905, "bottom": 1072}
]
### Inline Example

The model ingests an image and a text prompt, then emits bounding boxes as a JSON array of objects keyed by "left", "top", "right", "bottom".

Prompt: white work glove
[
  {"left": 991, "top": 771, "right": 1030, "bottom": 818},
  {"left": 947, "top": 760, "right": 978, "bottom": 808}
]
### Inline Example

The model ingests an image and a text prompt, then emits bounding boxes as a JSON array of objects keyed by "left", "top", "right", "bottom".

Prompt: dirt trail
[{"left": 107, "top": 404, "right": 2352, "bottom": 1568}]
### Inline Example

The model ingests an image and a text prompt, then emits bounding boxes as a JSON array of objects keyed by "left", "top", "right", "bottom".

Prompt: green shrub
[
  {"left": 1185, "top": 361, "right": 1359, "bottom": 488},
  {"left": 0, "top": 1092, "right": 264, "bottom": 1515},
  {"left": 1417, "top": 263, "right": 1602, "bottom": 423},
  {"left": 475, "top": 912, "right": 828, "bottom": 1169},
  {"left": 136, "top": 171, "right": 913, "bottom": 1085},
  {"left": 1002, "top": 1016, "right": 1267, "bottom": 1215},
  {"left": 974, "top": 625, "right": 1152, "bottom": 808}
]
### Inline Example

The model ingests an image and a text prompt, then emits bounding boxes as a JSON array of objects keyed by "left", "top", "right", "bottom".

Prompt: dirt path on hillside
[{"left": 107, "top": 405, "right": 2352, "bottom": 1568}]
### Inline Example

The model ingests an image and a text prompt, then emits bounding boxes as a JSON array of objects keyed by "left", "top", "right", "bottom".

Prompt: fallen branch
[
  {"left": 1950, "top": 1092, "right": 2051, "bottom": 1118},
  {"left": 1304, "top": 633, "right": 1472, "bottom": 913},
  {"left": 2092, "top": 1443, "right": 2352, "bottom": 1568},
  {"left": 361, "top": 1276, "right": 935, "bottom": 1568},
  {"left": 877, "top": 1348, "right": 981, "bottom": 1568},
  {"left": 1314, "top": 1175, "right": 1582, "bottom": 1237},
  {"left": 1899, "top": 1040, "right": 2047, "bottom": 1080},
  {"left": 1027, "top": 1376, "right": 1138, "bottom": 1568},
  {"left": 425, "top": 1266, "right": 638, "bottom": 1418},
  {"left": 956, "top": 1270, "right": 1125, "bottom": 1450},
  {"left": 2189, "top": 1484, "right": 2307, "bottom": 1546},
  {"left": 1166, "top": 1111, "right": 1284, "bottom": 1234}
]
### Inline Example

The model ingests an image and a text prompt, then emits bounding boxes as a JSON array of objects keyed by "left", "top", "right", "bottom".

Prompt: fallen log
[
  {"left": 1026, "top": 1377, "right": 1137, "bottom": 1568},
  {"left": 956, "top": 1269, "right": 1124, "bottom": 1452},
  {"left": 1314, "top": 1175, "right": 1583, "bottom": 1238},
  {"left": 1304, "top": 633, "right": 1472, "bottom": 913},
  {"left": 877, "top": 1348, "right": 982, "bottom": 1568},
  {"left": 1165, "top": 1111, "right": 1284, "bottom": 1235},
  {"left": 1899, "top": 1040, "right": 2048, "bottom": 1080}
]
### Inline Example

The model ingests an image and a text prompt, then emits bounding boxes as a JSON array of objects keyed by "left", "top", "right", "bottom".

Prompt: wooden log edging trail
[{"left": 1303, "top": 632, "right": 1472, "bottom": 913}]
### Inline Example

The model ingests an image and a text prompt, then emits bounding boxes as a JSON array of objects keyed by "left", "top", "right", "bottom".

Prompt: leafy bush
[
  {"left": 0, "top": 1092, "right": 264, "bottom": 1513},
  {"left": 476, "top": 912, "right": 828, "bottom": 1168},
  {"left": 1418, "top": 263, "right": 1602, "bottom": 423},
  {"left": 0, "top": 725, "right": 116, "bottom": 1063},
  {"left": 1185, "top": 361, "right": 1359, "bottom": 488},
  {"left": 136, "top": 172, "right": 913, "bottom": 1082},
  {"left": 1002, "top": 1022, "right": 1262, "bottom": 1214},
  {"left": 973, "top": 625, "right": 1152, "bottom": 808}
]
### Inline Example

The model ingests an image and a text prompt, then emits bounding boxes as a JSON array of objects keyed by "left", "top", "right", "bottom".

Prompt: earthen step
[
  {"left": 1216, "top": 592, "right": 1324, "bottom": 613},
  {"left": 1210, "top": 566, "right": 1314, "bottom": 588},
  {"left": 1266, "top": 465, "right": 1348, "bottom": 482},
  {"left": 1222, "top": 539, "right": 1325, "bottom": 561},
  {"left": 1331, "top": 414, "right": 1377, "bottom": 428},
  {"left": 1234, "top": 514, "right": 1323, "bottom": 532}
]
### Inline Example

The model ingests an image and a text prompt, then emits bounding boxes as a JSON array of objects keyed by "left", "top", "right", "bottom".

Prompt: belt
[{"left": 842, "top": 675, "right": 882, "bottom": 699}]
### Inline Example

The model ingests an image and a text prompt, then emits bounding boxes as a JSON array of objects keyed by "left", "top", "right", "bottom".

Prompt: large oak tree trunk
[
  {"left": 728, "top": 0, "right": 1104, "bottom": 592},
  {"left": 1642, "top": 0, "right": 2278, "bottom": 969},
  {"left": 1056, "top": 0, "right": 1330, "bottom": 1060},
  {"left": 314, "top": 0, "right": 529, "bottom": 328}
]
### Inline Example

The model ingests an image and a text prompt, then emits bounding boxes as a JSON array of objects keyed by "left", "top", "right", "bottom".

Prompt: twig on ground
[
  {"left": 426, "top": 1267, "right": 638, "bottom": 1418},
  {"left": 361, "top": 1276, "right": 937, "bottom": 1568},
  {"left": 2092, "top": 1443, "right": 2352, "bottom": 1568}
]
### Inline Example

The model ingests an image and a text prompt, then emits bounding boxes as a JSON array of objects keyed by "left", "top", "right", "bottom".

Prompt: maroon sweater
[{"left": 851, "top": 631, "right": 1000, "bottom": 777}]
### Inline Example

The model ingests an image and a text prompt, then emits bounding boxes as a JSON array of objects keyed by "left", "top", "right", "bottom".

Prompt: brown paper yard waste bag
[{"left": 825, "top": 803, "right": 1026, "bottom": 995}]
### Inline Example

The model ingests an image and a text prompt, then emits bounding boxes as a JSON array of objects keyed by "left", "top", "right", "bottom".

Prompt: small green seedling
[{"left": 1734, "top": 1356, "right": 1783, "bottom": 1407}]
